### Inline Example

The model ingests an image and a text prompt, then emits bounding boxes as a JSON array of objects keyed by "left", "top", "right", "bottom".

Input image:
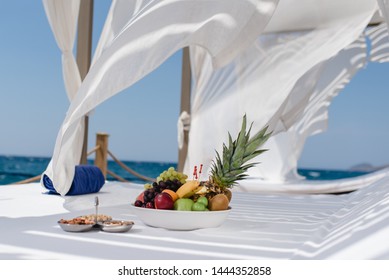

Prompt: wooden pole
[
  {"left": 77, "top": 0, "right": 94, "bottom": 165},
  {"left": 177, "top": 47, "right": 191, "bottom": 172},
  {"left": 94, "top": 133, "right": 109, "bottom": 178}
]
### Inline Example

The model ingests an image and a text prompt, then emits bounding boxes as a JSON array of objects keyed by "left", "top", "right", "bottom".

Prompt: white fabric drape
[
  {"left": 92, "top": 0, "right": 147, "bottom": 64},
  {"left": 184, "top": 0, "right": 377, "bottom": 181},
  {"left": 251, "top": 35, "right": 368, "bottom": 182},
  {"left": 249, "top": 23, "right": 389, "bottom": 183},
  {"left": 42, "top": 0, "right": 83, "bottom": 189},
  {"left": 44, "top": 0, "right": 279, "bottom": 195},
  {"left": 367, "top": 22, "right": 389, "bottom": 62},
  {"left": 377, "top": 0, "right": 389, "bottom": 30},
  {"left": 42, "top": 0, "right": 81, "bottom": 101}
]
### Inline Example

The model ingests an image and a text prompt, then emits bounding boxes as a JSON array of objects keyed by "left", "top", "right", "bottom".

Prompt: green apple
[
  {"left": 197, "top": 196, "right": 208, "bottom": 207},
  {"left": 174, "top": 198, "right": 194, "bottom": 211},
  {"left": 191, "top": 202, "right": 206, "bottom": 211}
]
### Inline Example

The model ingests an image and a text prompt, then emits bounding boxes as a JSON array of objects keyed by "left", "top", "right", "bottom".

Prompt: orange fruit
[{"left": 162, "top": 189, "right": 179, "bottom": 202}]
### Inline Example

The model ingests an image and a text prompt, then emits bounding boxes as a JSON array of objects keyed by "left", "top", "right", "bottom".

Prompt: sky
[{"left": 0, "top": 1, "right": 389, "bottom": 170}]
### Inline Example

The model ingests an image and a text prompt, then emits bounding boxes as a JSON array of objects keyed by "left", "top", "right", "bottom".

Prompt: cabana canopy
[
  {"left": 42, "top": 0, "right": 279, "bottom": 195},
  {"left": 43, "top": 0, "right": 389, "bottom": 195}
]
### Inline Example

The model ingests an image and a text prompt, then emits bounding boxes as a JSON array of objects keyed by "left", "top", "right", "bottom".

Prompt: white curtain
[
  {"left": 367, "top": 22, "right": 389, "bottom": 62},
  {"left": 250, "top": 23, "right": 389, "bottom": 183},
  {"left": 184, "top": 0, "right": 377, "bottom": 181},
  {"left": 92, "top": 0, "right": 147, "bottom": 64},
  {"left": 378, "top": 0, "right": 389, "bottom": 30},
  {"left": 253, "top": 35, "right": 368, "bottom": 182},
  {"left": 42, "top": 0, "right": 83, "bottom": 188},
  {"left": 42, "top": 0, "right": 81, "bottom": 101},
  {"left": 43, "top": 0, "right": 279, "bottom": 195}
]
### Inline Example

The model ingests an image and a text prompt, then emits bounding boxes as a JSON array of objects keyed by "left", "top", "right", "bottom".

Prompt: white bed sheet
[
  {"left": 238, "top": 167, "right": 389, "bottom": 194},
  {"left": 1, "top": 178, "right": 388, "bottom": 260}
]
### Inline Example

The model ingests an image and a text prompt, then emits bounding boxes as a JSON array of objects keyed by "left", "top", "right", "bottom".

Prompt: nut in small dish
[
  {"left": 78, "top": 214, "right": 112, "bottom": 223},
  {"left": 58, "top": 217, "right": 95, "bottom": 232}
]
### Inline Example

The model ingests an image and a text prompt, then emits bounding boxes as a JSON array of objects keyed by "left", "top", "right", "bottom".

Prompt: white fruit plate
[{"left": 130, "top": 205, "right": 231, "bottom": 230}]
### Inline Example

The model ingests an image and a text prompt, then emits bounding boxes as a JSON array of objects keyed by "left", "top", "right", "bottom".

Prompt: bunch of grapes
[
  {"left": 143, "top": 188, "right": 157, "bottom": 203},
  {"left": 135, "top": 167, "right": 187, "bottom": 208},
  {"left": 157, "top": 167, "right": 187, "bottom": 184},
  {"left": 152, "top": 179, "right": 182, "bottom": 193}
]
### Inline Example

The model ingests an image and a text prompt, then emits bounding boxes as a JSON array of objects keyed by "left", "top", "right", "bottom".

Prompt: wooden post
[
  {"left": 77, "top": 0, "right": 94, "bottom": 165},
  {"left": 177, "top": 47, "right": 191, "bottom": 172},
  {"left": 94, "top": 133, "right": 109, "bottom": 178}
]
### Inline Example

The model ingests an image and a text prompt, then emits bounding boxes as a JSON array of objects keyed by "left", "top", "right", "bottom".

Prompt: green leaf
[
  {"left": 227, "top": 167, "right": 246, "bottom": 175},
  {"left": 249, "top": 126, "right": 272, "bottom": 149},
  {"left": 243, "top": 149, "right": 268, "bottom": 163},
  {"left": 222, "top": 143, "right": 230, "bottom": 171},
  {"left": 210, "top": 114, "right": 272, "bottom": 188}
]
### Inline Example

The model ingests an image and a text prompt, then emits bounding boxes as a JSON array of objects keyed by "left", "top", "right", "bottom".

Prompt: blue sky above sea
[{"left": 0, "top": 1, "right": 389, "bottom": 170}]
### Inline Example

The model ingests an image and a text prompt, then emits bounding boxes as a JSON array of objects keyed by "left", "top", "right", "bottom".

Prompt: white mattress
[
  {"left": 238, "top": 167, "right": 389, "bottom": 194},
  {"left": 1, "top": 177, "right": 389, "bottom": 260}
]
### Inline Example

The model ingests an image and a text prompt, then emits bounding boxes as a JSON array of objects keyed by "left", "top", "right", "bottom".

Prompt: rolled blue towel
[{"left": 42, "top": 165, "right": 105, "bottom": 196}]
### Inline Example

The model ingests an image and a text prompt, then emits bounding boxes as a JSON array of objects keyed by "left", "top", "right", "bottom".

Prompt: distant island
[{"left": 349, "top": 163, "right": 389, "bottom": 172}]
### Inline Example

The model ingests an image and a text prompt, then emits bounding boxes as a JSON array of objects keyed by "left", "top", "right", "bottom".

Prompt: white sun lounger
[{"left": 0, "top": 176, "right": 388, "bottom": 260}]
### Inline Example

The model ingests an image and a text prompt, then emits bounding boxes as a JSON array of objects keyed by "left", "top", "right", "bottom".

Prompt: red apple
[{"left": 154, "top": 193, "right": 174, "bottom": 210}]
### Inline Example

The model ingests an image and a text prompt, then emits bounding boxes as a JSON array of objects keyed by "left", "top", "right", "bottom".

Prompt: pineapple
[
  {"left": 175, "top": 114, "right": 272, "bottom": 210},
  {"left": 201, "top": 114, "right": 272, "bottom": 203}
]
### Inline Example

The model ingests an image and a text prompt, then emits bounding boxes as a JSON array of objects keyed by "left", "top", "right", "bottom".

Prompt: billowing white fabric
[
  {"left": 250, "top": 63, "right": 327, "bottom": 182},
  {"left": 249, "top": 35, "right": 368, "bottom": 183},
  {"left": 264, "top": 0, "right": 377, "bottom": 33},
  {"left": 92, "top": 0, "right": 146, "bottom": 64},
  {"left": 42, "top": 0, "right": 83, "bottom": 189},
  {"left": 377, "top": 0, "right": 389, "bottom": 30},
  {"left": 184, "top": 0, "right": 377, "bottom": 181},
  {"left": 246, "top": 23, "right": 389, "bottom": 184},
  {"left": 44, "top": 0, "right": 279, "bottom": 195},
  {"left": 367, "top": 23, "right": 389, "bottom": 62},
  {"left": 42, "top": 0, "right": 81, "bottom": 101}
]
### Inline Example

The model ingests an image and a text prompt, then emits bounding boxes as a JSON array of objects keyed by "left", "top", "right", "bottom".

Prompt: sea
[{"left": 0, "top": 155, "right": 370, "bottom": 185}]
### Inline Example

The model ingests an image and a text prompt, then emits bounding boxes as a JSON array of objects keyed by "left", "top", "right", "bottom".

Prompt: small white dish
[
  {"left": 130, "top": 205, "right": 231, "bottom": 230},
  {"left": 58, "top": 221, "right": 94, "bottom": 232},
  {"left": 98, "top": 220, "right": 134, "bottom": 233}
]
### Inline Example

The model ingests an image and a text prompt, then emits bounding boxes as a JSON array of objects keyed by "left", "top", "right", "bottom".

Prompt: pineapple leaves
[
  {"left": 231, "top": 115, "right": 249, "bottom": 168},
  {"left": 243, "top": 149, "right": 268, "bottom": 163},
  {"left": 210, "top": 114, "right": 272, "bottom": 188},
  {"left": 245, "top": 126, "right": 271, "bottom": 158},
  {"left": 222, "top": 132, "right": 234, "bottom": 172}
]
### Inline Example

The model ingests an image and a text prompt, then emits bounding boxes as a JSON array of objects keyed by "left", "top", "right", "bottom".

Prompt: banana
[
  {"left": 176, "top": 180, "right": 200, "bottom": 198},
  {"left": 194, "top": 186, "right": 208, "bottom": 195}
]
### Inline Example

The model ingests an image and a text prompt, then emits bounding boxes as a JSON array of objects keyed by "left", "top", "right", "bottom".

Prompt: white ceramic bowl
[{"left": 130, "top": 205, "right": 231, "bottom": 230}]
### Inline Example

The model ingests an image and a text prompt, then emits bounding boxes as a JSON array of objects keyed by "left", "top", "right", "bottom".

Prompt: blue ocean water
[{"left": 0, "top": 155, "right": 369, "bottom": 185}]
